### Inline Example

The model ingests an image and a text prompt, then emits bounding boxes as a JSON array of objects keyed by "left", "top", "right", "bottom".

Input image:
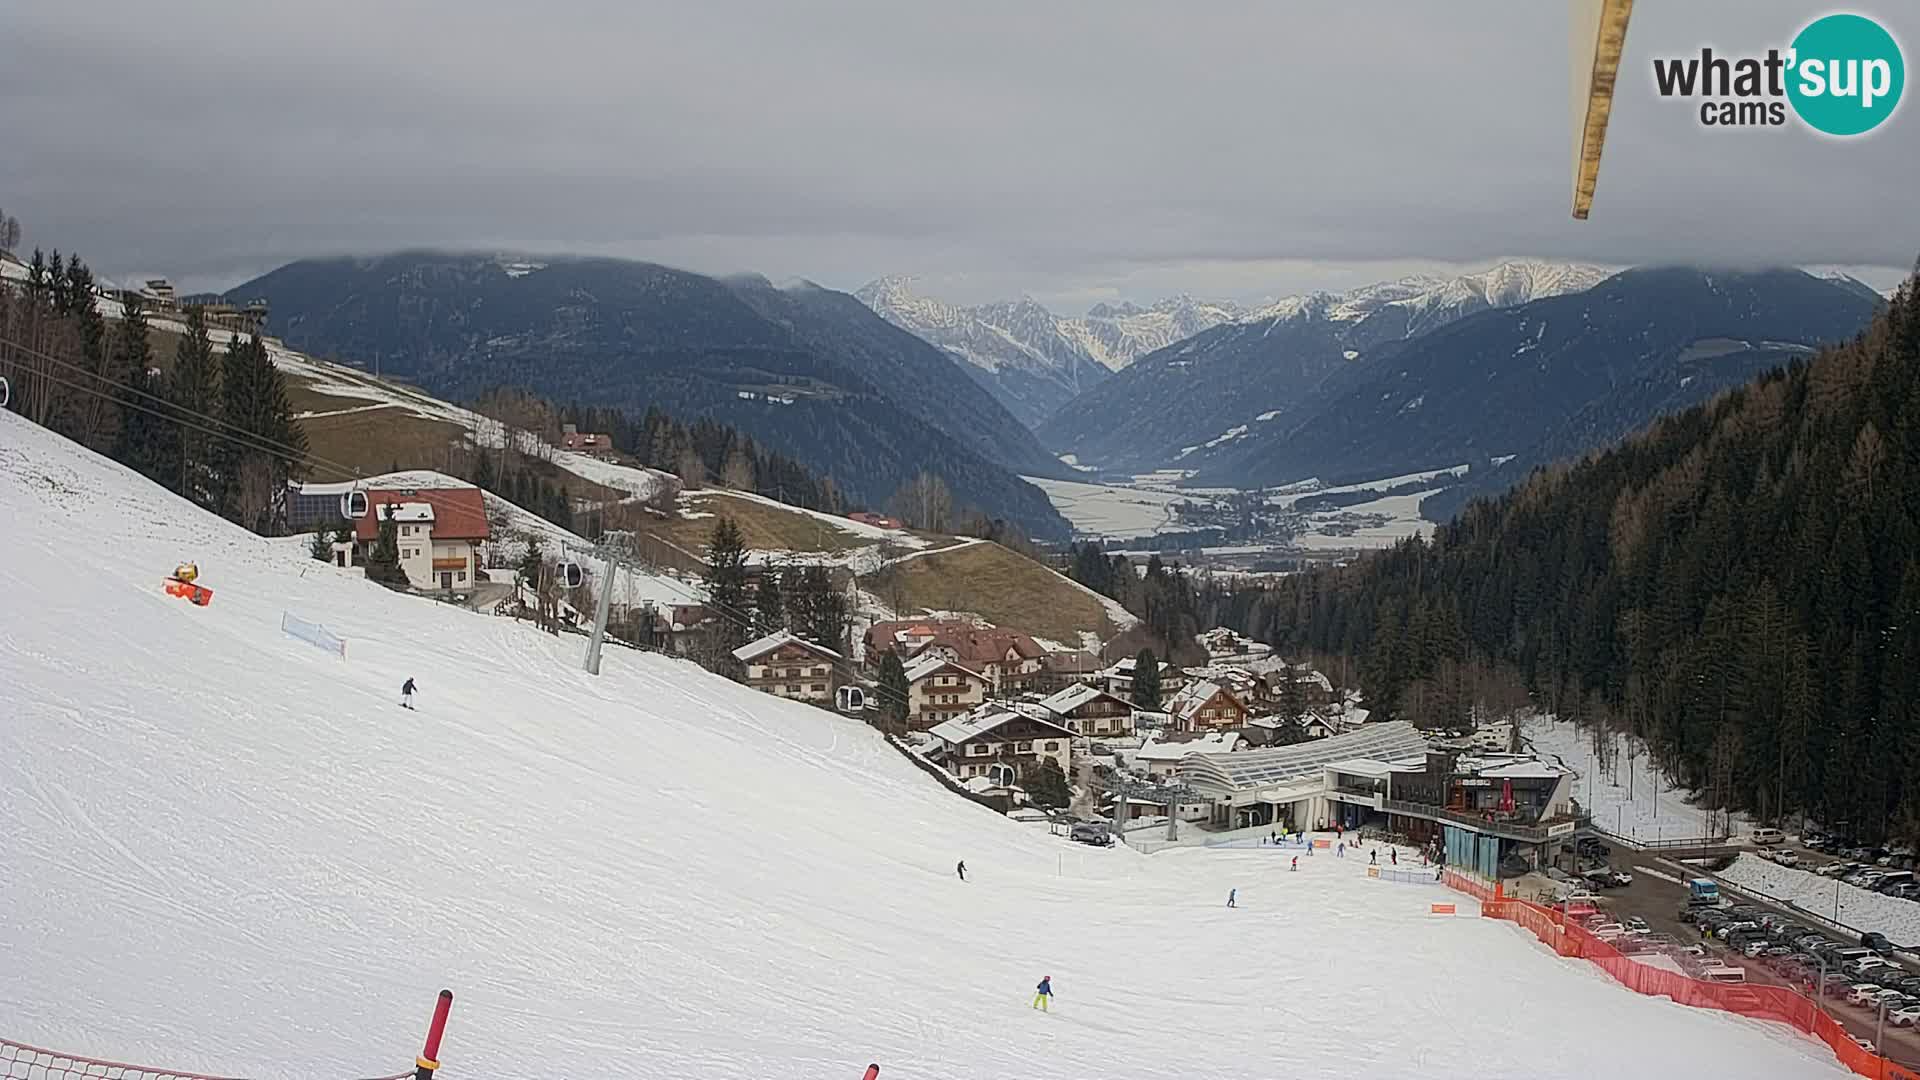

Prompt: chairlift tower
[{"left": 1110, "top": 774, "right": 1205, "bottom": 843}]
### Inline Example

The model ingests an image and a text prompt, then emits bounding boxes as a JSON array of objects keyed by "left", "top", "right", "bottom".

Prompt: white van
[
  {"left": 1703, "top": 965, "right": 1748, "bottom": 984},
  {"left": 1751, "top": 827, "right": 1786, "bottom": 845}
]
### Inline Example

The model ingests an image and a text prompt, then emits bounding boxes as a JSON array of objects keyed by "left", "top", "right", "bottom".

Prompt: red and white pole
[
  {"left": 416, "top": 989, "right": 454, "bottom": 1080},
  {"left": 862, "top": 1066, "right": 879, "bottom": 1080}
]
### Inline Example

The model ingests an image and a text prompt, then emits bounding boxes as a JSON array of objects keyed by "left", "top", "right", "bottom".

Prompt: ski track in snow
[{"left": 0, "top": 409, "right": 1850, "bottom": 1080}]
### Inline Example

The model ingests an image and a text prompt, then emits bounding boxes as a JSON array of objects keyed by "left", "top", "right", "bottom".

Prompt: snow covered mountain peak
[{"left": 1245, "top": 260, "right": 1610, "bottom": 336}]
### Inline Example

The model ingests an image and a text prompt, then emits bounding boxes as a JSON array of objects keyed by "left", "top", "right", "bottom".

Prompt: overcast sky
[{"left": 1, "top": 1, "right": 1912, "bottom": 308}]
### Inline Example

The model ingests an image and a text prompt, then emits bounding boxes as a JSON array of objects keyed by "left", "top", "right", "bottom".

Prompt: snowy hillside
[{"left": 0, "top": 410, "right": 1851, "bottom": 1080}]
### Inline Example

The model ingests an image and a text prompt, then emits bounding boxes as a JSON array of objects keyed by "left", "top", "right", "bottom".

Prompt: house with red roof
[{"left": 350, "top": 487, "right": 490, "bottom": 592}]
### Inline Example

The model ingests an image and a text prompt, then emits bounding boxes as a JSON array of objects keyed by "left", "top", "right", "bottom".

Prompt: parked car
[
  {"left": 1771, "top": 850, "right": 1801, "bottom": 867},
  {"left": 1862, "top": 932, "right": 1896, "bottom": 955},
  {"left": 1847, "top": 983, "right": 1885, "bottom": 1006},
  {"left": 1576, "top": 837, "right": 1612, "bottom": 857},
  {"left": 1742, "top": 940, "right": 1769, "bottom": 958},
  {"left": 1069, "top": 823, "right": 1113, "bottom": 846},
  {"left": 1892, "top": 1005, "right": 1920, "bottom": 1028},
  {"left": 1817, "top": 862, "right": 1850, "bottom": 878},
  {"left": 1852, "top": 1037, "right": 1877, "bottom": 1054},
  {"left": 1752, "top": 827, "right": 1787, "bottom": 846}
]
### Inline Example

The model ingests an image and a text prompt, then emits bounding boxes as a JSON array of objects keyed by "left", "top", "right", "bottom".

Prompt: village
[{"left": 277, "top": 434, "right": 1587, "bottom": 886}]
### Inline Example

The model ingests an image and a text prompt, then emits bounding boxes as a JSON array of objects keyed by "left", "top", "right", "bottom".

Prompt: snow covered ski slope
[{"left": 0, "top": 410, "right": 1849, "bottom": 1079}]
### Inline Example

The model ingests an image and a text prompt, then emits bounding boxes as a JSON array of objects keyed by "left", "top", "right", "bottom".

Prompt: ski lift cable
[
  {"left": 9, "top": 333, "right": 340, "bottom": 473},
  {"left": 5, "top": 335, "right": 505, "bottom": 538},
  {"left": 10, "top": 337, "right": 914, "bottom": 706}
]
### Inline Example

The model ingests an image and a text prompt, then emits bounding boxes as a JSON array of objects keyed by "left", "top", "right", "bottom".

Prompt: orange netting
[
  {"left": 0, "top": 1038, "right": 411, "bottom": 1080},
  {"left": 1445, "top": 874, "right": 1920, "bottom": 1080}
]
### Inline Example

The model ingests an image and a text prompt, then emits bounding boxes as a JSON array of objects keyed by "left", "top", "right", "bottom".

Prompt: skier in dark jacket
[
  {"left": 400, "top": 678, "right": 416, "bottom": 708},
  {"left": 956, "top": 860, "right": 967, "bottom": 881},
  {"left": 1032, "top": 976, "right": 1053, "bottom": 1011}
]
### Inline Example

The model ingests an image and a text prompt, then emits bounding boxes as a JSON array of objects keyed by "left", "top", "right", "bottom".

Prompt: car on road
[
  {"left": 1770, "top": 849, "right": 1801, "bottom": 867},
  {"left": 1752, "top": 827, "right": 1787, "bottom": 846},
  {"left": 1892, "top": 1005, "right": 1920, "bottom": 1028},
  {"left": 1862, "top": 931, "right": 1897, "bottom": 954},
  {"left": 1851, "top": 1037, "right": 1877, "bottom": 1054},
  {"left": 1625, "top": 916, "right": 1649, "bottom": 933},
  {"left": 1575, "top": 836, "right": 1612, "bottom": 857}
]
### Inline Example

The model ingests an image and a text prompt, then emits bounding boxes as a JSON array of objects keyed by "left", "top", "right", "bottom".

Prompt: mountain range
[
  {"left": 855, "top": 277, "right": 1238, "bottom": 428},
  {"left": 1040, "top": 260, "right": 1611, "bottom": 474},
  {"left": 225, "top": 253, "right": 1073, "bottom": 539}
]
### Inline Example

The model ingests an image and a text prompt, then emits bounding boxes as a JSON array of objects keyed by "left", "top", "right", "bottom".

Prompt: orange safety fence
[{"left": 1448, "top": 875, "right": 1920, "bottom": 1080}]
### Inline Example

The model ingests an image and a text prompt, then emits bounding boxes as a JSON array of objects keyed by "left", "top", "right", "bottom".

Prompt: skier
[
  {"left": 1337, "top": 842, "right": 1345, "bottom": 858},
  {"left": 400, "top": 677, "right": 416, "bottom": 709},
  {"left": 1031, "top": 976, "right": 1053, "bottom": 1011},
  {"left": 1291, "top": 856, "right": 1299, "bottom": 872},
  {"left": 1391, "top": 850, "right": 1398, "bottom": 866},
  {"left": 1227, "top": 888, "right": 1237, "bottom": 908},
  {"left": 956, "top": 860, "right": 967, "bottom": 882},
  {"left": 1370, "top": 850, "right": 1377, "bottom": 865}
]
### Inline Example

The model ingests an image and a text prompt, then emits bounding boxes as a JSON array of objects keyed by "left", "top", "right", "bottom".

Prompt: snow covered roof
[
  {"left": 903, "top": 655, "right": 984, "bottom": 684},
  {"left": 1326, "top": 758, "right": 1395, "bottom": 779},
  {"left": 387, "top": 502, "right": 434, "bottom": 523},
  {"left": 1474, "top": 761, "right": 1569, "bottom": 781},
  {"left": 1166, "top": 680, "right": 1237, "bottom": 722},
  {"left": 1178, "top": 721, "right": 1429, "bottom": 792},
  {"left": 928, "top": 708, "right": 1074, "bottom": 746},
  {"left": 1135, "top": 732, "right": 1241, "bottom": 762},
  {"left": 1037, "top": 682, "right": 1123, "bottom": 715},
  {"left": 731, "top": 630, "right": 843, "bottom": 664}
]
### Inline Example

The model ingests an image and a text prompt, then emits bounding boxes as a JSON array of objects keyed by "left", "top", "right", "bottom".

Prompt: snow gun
[{"left": 164, "top": 562, "right": 214, "bottom": 606}]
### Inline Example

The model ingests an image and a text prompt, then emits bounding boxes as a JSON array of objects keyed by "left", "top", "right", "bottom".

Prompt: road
[{"left": 1589, "top": 850, "right": 1920, "bottom": 1066}]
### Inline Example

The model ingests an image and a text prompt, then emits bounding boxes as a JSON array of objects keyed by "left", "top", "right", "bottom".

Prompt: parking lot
[{"left": 1545, "top": 840, "right": 1920, "bottom": 1069}]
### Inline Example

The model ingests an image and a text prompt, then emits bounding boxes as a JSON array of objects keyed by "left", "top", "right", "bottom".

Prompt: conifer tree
[
  {"left": 702, "top": 516, "right": 751, "bottom": 667},
  {"left": 363, "top": 506, "right": 408, "bottom": 587},
  {"left": 754, "top": 563, "right": 786, "bottom": 637},
  {"left": 876, "top": 650, "right": 911, "bottom": 735},
  {"left": 1131, "top": 648, "right": 1161, "bottom": 708},
  {"left": 168, "top": 305, "right": 220, "bottom": 507}
]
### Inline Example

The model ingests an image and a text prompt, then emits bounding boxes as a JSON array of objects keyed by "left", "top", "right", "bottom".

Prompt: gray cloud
[{"left": 2, "top": 0, "right": 1912, "bottom": 306}]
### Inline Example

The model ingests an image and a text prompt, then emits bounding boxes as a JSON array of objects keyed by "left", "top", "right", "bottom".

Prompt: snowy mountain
[
  {"left": 0, "top": 407, "right": 1850, "bottom": 1080},
  {"left": 1042, "top": 261, "right": 1612, "bottom": 474},
  {"left": 855, "top": 278, "right": 1237, "bottom": 428},
  {"left": 1207, "top": 267, "right": 1883, "bottom": 498},
  {"left": 229, "top": 254, "right": 1073, "bottom": 539}
]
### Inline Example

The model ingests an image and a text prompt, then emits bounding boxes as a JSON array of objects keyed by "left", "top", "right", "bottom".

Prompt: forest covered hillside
[{"left": 1230, "top": 266, "right": 1920, "bottom": 840}]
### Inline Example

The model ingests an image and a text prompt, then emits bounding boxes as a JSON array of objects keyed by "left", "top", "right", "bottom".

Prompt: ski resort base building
[{"left": 1175, "top": 721, "right": 1585, "bottom": 877}]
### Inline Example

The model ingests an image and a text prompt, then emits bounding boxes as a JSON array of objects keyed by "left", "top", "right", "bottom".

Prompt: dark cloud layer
[{"left": 1, "top": 1, "right": 1912, "bottom": 303}]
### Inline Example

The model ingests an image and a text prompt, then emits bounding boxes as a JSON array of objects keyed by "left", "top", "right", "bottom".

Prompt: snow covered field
[
  {"left": 1022, "top": 475, "right": 1191, "bottom": 538},
  {"left": 0, "top": 411, "right": 1850, "bottom": 1080},
  {"left": 1525, "top": 717, "right": 1744, "bottom": 842},
  {"left": 1027, "top": 468, "right": 1458, "bottom": 550},
  {"left": 1721, "top": 855, "right": 1920, "bottom": 945}
]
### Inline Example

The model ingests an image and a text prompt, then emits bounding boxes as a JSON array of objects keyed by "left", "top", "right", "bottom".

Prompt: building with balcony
[
  {"left": 732, "top": 631, "right": 842, "bottom": 704},
  {"left": 927, "top": 706, "right": 1075, "bottom": 786},
  {"left": 1036, "top": 683, "right": 1135, "bottom": 738},
  {"left": 903, "top": 656, "right": 989, "bottom": 730}
]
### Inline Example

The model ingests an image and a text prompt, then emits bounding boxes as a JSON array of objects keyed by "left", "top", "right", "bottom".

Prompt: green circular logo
[{"left": 1787, "top": 13, "right": 1905, "bottom": 136}]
